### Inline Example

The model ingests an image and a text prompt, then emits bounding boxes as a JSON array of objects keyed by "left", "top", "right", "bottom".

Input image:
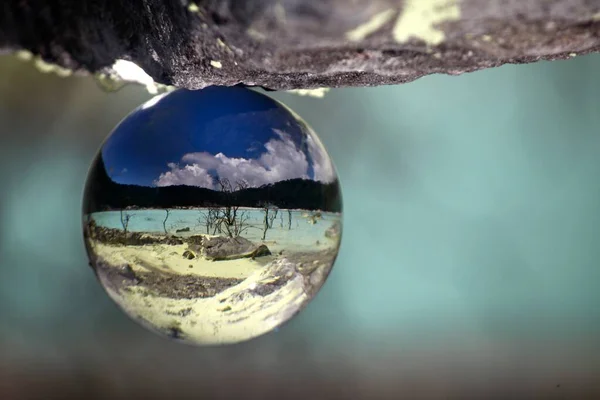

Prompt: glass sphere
[{"left": 82, "top": 87, "right": 343, "bottom": 345}]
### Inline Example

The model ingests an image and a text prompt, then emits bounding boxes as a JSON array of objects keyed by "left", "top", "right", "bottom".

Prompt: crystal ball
[{"left": 82, "top": 87, "right": 343, "bottom": 345}]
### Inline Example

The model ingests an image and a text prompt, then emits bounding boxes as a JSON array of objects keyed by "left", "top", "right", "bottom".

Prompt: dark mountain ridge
[{"left": 83, "top": 155, "right": 342, "bottom": 213}]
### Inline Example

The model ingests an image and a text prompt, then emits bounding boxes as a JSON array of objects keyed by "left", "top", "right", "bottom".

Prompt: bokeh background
[{"left": 0, "top": 53, "right": 599, "bottom": 399}]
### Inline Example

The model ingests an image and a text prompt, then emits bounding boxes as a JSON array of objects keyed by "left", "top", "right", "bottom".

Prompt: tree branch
[{"left": 1, "top": 0, "right": 600, "bottom": 90}]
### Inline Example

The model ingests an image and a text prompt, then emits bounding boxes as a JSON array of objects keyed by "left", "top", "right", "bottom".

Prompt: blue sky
[{"left": 100, "top": 87, "right": 335, "bottom": 189}]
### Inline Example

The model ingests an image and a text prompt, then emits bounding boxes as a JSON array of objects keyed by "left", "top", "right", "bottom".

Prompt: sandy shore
[
  {"left": 99, "top": 258, "right": 309, "bottom": 344},
  {"left": 89, "top": 237, "right": 339, "bottom": 345},
  {"left": 91, "top": 242, "right": 270, "bottom": 279}
]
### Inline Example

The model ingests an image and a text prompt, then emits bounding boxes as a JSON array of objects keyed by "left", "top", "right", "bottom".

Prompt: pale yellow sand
[
  {"left": 89, "top": 235, "right": 335, "bottom": 344},
  {"left": 100, "top": 258, "right": 311, "bottom": 345},
  {"left": 91, "top": 242, "right": 264, "bottom": 279}
]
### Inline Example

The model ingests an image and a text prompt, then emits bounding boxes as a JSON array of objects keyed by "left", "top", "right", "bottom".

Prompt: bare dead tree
[
  {"left": 202, "top": 205, "right": 224, "bottom": 235},
  {"left": 120, "top": 210, "right": 132, "bottom": 244},
  {"left": 228, "top": 211, "right": 251, "bottom": 238},
  {"left": 199, "top": 207, "right": 219, "bottom": 235},
  {"left": 261, "top": 204, "right": 270, "bottom": 241},
  {"left": 212, "top": 208, "right": 223, "bottom": 235},
  {"left": 261, "top": 202, "right": 278, "bottom": 241},
  {"left": 215, "top": 178, "right": 250, "bottom": 238},
  {"left": 163, "top": 209, "right": 170, "bottom": 235},
  {"left": 288, "top": 210, "right": 292, "bottom": 230},
  {"left": 201, "top": 210, "right": 211, "bottom": 234},
  {"left": 268, "top": 207, "right": 278, "bottom": 229}
]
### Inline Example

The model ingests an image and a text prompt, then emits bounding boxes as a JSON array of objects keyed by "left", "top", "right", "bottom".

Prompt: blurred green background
[{"left": 0, "top": 54, "right": 599, "bottom": 398}]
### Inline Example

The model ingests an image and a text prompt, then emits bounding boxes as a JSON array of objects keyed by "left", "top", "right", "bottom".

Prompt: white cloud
[
  {"left": 155, "top": 163, "right": 214, "bottom": 188},
  {"left": 154, "top": 129, "right": 335, "bottom": 188},
  {"left": 305, "top": 133, "right": 336, "bottom": 184}
]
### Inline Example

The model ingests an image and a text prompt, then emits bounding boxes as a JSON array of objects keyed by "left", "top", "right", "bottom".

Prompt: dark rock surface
[
  {"left": 325, "top": 221, "right": 341, "bottom": 239},
  {"left": 187, "top": 235, "right": 204, "bottom": 245},
  {"left": 182, "top": 250, "right": 196, "bottom": 260},
  {"left": 1, "top": 1, "right": 599, "bottom": 91},
  {"left": 86, "top": 222, "right": 184, "bottom": 246},
  {"left": 85, "top": 221, "right": 271, "bottom": 261},
  {"left": 95, "top": 259, "right": 243, "bottom": 299},
  {"left": 201, "top": 236, "right": 271, "bottom": 261}
]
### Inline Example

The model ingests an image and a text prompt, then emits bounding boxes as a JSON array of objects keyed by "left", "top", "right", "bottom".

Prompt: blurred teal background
[{"left": 0, "top": 54, "right": 599, "bottom": 398}]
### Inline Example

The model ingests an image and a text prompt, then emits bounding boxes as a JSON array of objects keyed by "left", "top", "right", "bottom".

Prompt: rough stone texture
[
  {"left": 85, "top": 222, "right": 185, "bottom": 246},
  {"left": 199, "top": 236, "right": 271, "bottom": 261},
  {"left": 1, "top": 0, "right": 600, "bottom": 90}
]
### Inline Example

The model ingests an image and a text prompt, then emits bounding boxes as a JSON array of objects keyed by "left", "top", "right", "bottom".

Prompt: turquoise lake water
[{"left": 89, "top": 209, "right": 342, "bottom": 253}]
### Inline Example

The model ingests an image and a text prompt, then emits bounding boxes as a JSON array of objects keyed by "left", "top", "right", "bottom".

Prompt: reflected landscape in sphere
[{"left": 82, "top": 87, "right": 343, "bottom": 345}]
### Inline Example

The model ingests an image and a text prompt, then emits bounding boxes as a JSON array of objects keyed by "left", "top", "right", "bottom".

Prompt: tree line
[{"left": 84, "top": 155, "right": 342, "bottom": 214}]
